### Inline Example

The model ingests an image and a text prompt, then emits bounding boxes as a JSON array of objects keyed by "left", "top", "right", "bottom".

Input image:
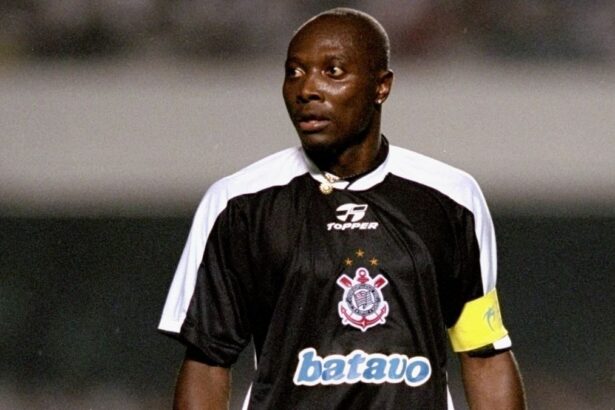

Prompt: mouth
[{"left": 296, "top": 114, "right": 331, "bottom": 133}]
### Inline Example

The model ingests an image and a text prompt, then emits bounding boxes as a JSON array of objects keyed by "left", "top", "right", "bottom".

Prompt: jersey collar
[{"left": 302, "top": 137, "right": 390, "bottom": 192}]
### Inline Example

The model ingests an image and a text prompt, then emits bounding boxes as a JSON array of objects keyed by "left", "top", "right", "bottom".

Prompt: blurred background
[{"left": 1, "top": 1, "right": 614, "bottom": 409}]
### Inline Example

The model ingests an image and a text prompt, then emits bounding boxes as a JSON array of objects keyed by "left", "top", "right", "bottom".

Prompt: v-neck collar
[{"left": 303, "top": 137, "right": 390, "bottom": 192}]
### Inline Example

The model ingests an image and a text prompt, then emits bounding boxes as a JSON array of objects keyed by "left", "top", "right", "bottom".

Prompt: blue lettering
[
  {"left": 363, "top": 357, "right": 387, "bottom": 380},
  {"left": 387, "top": 357, "right": 407, "bottom": 380},
  {"left": 347, "top": 352, "right": 366, "bottom": 380},
  {"left": 294, "top": 349, "right": 322, "bottom": 385},
  {"left": 405, "top": 357, "right": 432, "bottom": 387},
  {"left": 322, "top": 358, "right": 345, "bottom": 382},
  {"left": 293, "top": 348, "right": 432, "bottom": 387}
]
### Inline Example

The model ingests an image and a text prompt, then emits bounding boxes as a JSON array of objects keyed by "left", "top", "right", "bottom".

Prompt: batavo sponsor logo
[
  {"left": 327, "top": 203, "right": 379, "bottom": 231},
  {"left": 293, "top": 348, "right": 432, "bottom": 387}
]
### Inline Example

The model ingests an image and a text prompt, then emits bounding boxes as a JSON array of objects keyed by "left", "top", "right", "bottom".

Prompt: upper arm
[
  {"left": 160, "top": 189, "right": 253, "bottom": 367},
  {"left": 442, "top": 181, "right": 511, "bottom": 354},
  {"left": 449, "top": 183, "right": 524, "bottom": 408}
]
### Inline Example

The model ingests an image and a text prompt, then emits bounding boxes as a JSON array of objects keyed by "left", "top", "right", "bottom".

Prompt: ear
[{"left": 374, "top": 69, "right": 394, "bottom": 105}]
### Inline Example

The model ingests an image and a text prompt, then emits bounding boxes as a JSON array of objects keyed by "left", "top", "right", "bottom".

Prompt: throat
[{"left": 320, "top": 136, "right": 389, "bottom": 181}]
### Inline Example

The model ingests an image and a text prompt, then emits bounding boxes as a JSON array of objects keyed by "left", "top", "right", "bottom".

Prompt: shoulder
[
  {"left": 195, "top": 147, "right": 308, "bottom": 218},
  {"left": 187, "top": 147, "right": 308, "bottom": 238},
  {"left": 387, "top": 145, "right": 486, "bottom": 212},
  {"left": 207, "top": 147, "right": 309, "bottom": 201}
]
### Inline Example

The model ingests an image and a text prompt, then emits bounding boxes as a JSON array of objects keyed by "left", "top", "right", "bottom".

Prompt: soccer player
[{"left": 159, "top": 8, "right": 526, "bottom": 409}]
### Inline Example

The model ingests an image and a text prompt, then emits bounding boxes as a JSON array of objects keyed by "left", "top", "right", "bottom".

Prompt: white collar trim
[{"left": 301, "top": 147, "right": 389, "bottom": 192}]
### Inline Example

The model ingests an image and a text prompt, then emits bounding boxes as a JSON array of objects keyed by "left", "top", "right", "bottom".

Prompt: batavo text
[{"left": 293, "top": 348, "right": 432, "bottom": 386}]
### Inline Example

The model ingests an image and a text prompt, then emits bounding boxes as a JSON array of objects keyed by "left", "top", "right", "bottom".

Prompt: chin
[
  {"left": 298, "top": 131, "right": 331, "bottom": 146},
  {"left": 299, "top": 134, "right": 349, "bottom": 167},
  {"left": 298, "top": 132, "right": 335, "bottom": 152}
]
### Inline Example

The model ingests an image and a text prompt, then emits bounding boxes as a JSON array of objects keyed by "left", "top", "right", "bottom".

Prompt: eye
[
  {"left": 326, "top": 65, "right": 345, "bottom": 78},
  {"left": 285, "top": 66, "right": 303, "bottom": 79}
]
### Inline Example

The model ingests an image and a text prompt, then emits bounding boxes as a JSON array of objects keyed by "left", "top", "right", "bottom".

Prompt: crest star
[
  {"left": 355, "top": 249, "right": 365, "bottom": 257},
  {"left": 344, "top": 258, "right": 353, "bottom": 266},
  {"left": 369, "top": 257, "right": 379, "bottom": 266}
]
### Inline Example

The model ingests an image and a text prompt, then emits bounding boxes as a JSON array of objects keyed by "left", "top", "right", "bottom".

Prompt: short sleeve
[
  {"left": 445, "top": 180, "right": 511, "bottom": 352},
  {"left": 158, "top": 184, "right": 252, "bottom": 366}
]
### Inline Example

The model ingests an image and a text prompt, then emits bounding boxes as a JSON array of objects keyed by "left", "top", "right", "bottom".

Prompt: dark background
[{"left": 2, "top": 214, "right": 614, "bottom": 409}]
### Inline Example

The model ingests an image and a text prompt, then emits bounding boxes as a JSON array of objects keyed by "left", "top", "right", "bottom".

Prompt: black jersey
[{"left": 159, "top": 144, "right": 511, "bottom": 410}]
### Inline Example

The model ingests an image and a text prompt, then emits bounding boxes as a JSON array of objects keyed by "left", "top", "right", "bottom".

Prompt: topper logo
[
  {"left": 328, "top": 204, "right": 378, "bottom": 231},
  {"left": 336, "top": 204, "right": 368, "bottom": 222}
]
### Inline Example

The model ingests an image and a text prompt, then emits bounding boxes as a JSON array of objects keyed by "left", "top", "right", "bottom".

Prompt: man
[{"left": 159, "top": 8, "right": 526, "bottom": 409}]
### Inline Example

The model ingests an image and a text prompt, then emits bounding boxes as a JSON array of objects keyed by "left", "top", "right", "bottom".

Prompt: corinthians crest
[{"left": 337, "top": 255, "right": 389, "bottom": 332}]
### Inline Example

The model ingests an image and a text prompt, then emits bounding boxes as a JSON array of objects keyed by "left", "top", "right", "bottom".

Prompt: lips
[{"left": 296, "top": 113, "right": 331, "bottom": 133}]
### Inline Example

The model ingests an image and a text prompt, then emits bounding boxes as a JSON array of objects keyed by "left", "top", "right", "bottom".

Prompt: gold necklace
[{"left": 319, "top": 172, "right": 339, "bottom": 195}]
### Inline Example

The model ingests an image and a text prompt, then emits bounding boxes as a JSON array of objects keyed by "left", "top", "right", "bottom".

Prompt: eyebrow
[
  {"left": 285, "top": 52, "right": 352, "bottom": 66},
  {"left": 323, "top": 53, "right": 348, "bottom": 63}
]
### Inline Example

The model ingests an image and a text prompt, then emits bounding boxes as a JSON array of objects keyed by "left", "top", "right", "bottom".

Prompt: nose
[{"left": 298, "top": 70, "right": 323, "bottom": 103}]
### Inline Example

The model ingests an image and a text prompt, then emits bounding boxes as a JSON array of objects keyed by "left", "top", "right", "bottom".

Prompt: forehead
[{"left": 287, "top": 17, "right": 367, "bottom": 62}]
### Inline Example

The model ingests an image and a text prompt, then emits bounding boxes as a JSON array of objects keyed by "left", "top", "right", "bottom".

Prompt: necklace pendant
[
  {"left": 319, "top": 182, "right": 334, "bottom": 195},
  {"left": 319, "top": 172, "right": 338, "bottom": 195}
]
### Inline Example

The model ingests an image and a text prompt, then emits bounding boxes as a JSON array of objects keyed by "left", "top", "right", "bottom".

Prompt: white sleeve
[{"left": 158, "top": 183, "right": 229, "bottom": 334}]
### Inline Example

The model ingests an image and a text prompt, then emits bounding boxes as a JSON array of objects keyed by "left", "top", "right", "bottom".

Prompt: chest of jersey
[
  {"left": 240, "top": 176, "right": 461, "bottom": 351},
  {"left": 235, "top": 174, "right": 459, "bottom": 408}
]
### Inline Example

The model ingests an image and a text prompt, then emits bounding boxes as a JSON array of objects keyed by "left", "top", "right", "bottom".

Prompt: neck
[
  {"left": 307, "top": 133, "right": 384, "bottom": 179},
  {"left": 333, "top": 134, "right": 383, "bottom": 178}
]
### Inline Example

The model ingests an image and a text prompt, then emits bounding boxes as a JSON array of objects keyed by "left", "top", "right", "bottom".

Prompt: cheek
[
  {"left": 330, "top": 83, "right": 374, "bottom": 108},
  {"left": 334, "top": 88, "right": 376, "bottom": 123},
  {"left": 325, "top": 82, "right": 354, "bottom": 101},
  {"left": 282, "top": 84, "right": 293, "bottom": 107}
]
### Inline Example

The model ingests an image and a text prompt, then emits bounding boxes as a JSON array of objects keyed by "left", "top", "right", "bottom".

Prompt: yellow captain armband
[{"left": 448, "top": 289, "right": 509, "bottom": 352}]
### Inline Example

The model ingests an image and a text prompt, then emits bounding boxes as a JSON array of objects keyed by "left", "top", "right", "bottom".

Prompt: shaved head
[
  {"left": 291, "top": 8, "right": 390, "bottom": 73},
  {"left": 283, "top": 7, "right": 394, "bottom": 175}
]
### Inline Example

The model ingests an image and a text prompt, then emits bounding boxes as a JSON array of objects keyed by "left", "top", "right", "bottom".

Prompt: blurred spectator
[
  {"left": 166, "top": 0, "right": 296, "bottom": 58},
  {"left": 570, "top": 1, "right": 615, "bottom": 60},
  {"left": 0, "top": 0, "right": 613, "bottom": 61},
  {"left": 359, "top": 0, "right": 463, "bottom": 58},
  {"left": 2, "top": 0, "right": 158, "bottom": 58},
  {"left": 460, "top": 0, "right": 615, "bottom": 60}
]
